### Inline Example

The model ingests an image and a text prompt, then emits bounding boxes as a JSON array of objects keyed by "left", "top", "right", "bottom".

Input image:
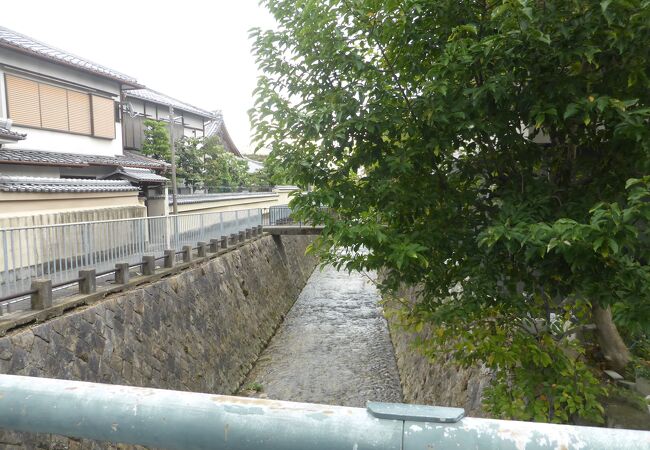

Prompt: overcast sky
[{"left": 4, "top": 0, "right": 276, "bottom": 154}]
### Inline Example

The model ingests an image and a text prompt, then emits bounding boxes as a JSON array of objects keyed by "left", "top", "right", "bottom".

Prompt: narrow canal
[{"left": 240, "top": 264, "right": 403, "bottom": 407}]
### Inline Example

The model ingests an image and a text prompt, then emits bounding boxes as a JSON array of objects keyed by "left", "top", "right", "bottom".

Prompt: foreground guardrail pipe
[{"left": 0, "top": 375, "right": 646, "bottom": 450}]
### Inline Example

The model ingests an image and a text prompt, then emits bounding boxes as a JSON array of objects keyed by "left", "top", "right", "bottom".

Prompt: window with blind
[
  {"left": 91, "top": 95, "right": 115, "bottom": 139},
  {"left": 5, "top": 74, "right": 115, "bottom": 139}
]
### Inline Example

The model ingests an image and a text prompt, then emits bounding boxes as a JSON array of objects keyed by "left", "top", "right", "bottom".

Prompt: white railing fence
[{"left": 0, "top": 208, "right": 266, "bottom": 304}]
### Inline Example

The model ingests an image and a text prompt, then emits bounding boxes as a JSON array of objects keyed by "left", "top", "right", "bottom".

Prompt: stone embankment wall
[
  {"left": 385, "top": 284, "right": 492, "bottom": 417},
  {"left": 0, "top": 234, "right": 317, "bottom": 449}
]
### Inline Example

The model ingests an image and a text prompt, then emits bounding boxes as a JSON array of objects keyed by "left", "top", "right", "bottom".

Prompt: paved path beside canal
[{"left": 240, "top": 264, "right": 403, "bottom": 407}]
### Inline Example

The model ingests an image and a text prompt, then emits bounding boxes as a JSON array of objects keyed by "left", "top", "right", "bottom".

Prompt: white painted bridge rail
[{"left": 0, "top": 375, "right": 647, "bottom": 449}]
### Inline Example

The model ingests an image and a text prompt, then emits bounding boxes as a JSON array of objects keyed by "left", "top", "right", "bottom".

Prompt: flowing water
[{"left": 240, "top": 264, "right": 403, "bottom": 406}]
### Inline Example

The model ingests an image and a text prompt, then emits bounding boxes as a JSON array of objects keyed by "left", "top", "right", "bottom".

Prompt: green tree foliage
[
  {"left": 176, "top": 136, "right": 205, "bottom": 190},
  {"left": 246, "top": 153, "right": 293, "bottom": 187},
  {"left": 251, "top": 0, "right": 650, "bottom": 423},
  {"left": 141, "top": 119, "right": 171, "bottom": 161},
  {"left": 202, "top": 136, "right": 250, "bottom": 188},
  {"left": 141, "top": 120, "right": 259, "bottom": 189}
]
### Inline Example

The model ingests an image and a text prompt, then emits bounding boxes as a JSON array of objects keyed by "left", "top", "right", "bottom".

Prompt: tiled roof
[
  {"left": 125, "top": 88, "right": 217, "bottom": 119},
  {"left": 122, "top": 150, "right": 170, "bottom": 170},
  {"left": 105, "top": 167, "right": 168, "bottom": 183},
  {"left": 0, "top": 176, "right": 138, "bottom": 193},
  {"left": 0, "top": 26, "right": 141, "bottom": 86},
  {"left": 203, "top": 113, "right": 223, "bottom": 137},
  {"left": 0, "top": 148, "right": 168, "bottom": 170},
  {"left": 0, "top": 128, "right": 26, "bottom": 141},
  {"left": 204, "top": 113, "right": 243, "bottom": 157}
]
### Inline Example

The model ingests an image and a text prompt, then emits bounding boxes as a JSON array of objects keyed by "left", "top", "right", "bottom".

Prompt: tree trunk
[{"left": 592, "top": 304, "right": 631, "bottom": 373}]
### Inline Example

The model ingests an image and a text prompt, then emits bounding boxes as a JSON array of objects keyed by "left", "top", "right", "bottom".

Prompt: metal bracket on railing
[{"left": 367, "top": 402, "right": 465, "bottom": 423}]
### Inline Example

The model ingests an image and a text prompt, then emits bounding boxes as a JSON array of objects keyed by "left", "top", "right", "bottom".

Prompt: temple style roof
[
  {"left": 204, "top": 113, "right": 242, "bottom": 157},
  {"left": 0, "top": 148, "right": 168, "bottom": 171},
  {"left": 0, "top": 176, "right": 138, "bottom": 193},
  {"left": 0, "top": 26, "right": 141, "bottom": 87},
  {"left": 125, "top": 88, "right": 217, "bottom": 119}
]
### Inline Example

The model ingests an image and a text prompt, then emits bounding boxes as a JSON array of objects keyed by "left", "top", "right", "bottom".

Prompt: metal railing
[
  {"left": 0, "top": 208, "right": 279, "bottom": 311},
  {"left": 0, "top": 374, "right": 647, "bottom": 449},
  {"left": 267, "top": 205, "right": 331, "bottom": 227},
  {"left": 268, "top": 205, "right": 295, "bottom": 225}
]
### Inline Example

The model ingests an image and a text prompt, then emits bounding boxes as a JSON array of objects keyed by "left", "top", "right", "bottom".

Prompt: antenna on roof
[{"left": 123, "top": 102, "right": 139, "bottom": 118}]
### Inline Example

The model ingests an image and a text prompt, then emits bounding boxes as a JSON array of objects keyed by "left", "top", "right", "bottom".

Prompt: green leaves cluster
[
  {"left": 141, "top": 121, "right": 256, "bottom": 189},
  {"left": 141, "top": 119, "right": 171, "bottom": 161},
  {"left": 201, "top": 136, "right": 250, "bottom": 188},
  {"left": 252, "top": 0, "right": 650, "bottom": 423}
]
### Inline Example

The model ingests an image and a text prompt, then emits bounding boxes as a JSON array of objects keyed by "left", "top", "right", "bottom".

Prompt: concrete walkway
[{"left": 240, "top": 264, "right": 403, "bottom": 407}]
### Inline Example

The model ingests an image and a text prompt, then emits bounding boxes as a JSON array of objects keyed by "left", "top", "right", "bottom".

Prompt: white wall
[
  {"left": 8, "top": 123, "right": 124, "bottom": 156},
  {"left": 0, "top": 164, "right": 60, "bottom": 178},
  {"left": 0, "top": 47, "right": 126, "bottom": 157},
  {"left": 183, "top": 112, "right": 204, "bottom": 129}
]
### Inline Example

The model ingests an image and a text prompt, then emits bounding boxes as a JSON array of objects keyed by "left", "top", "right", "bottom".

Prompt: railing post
[
  {"left": 78, "top": 269, "right": 96, "bottom": 295},
  {"left": 229, "top": 234, "right": 237, "bottom": 246},
  {"left": 141, "top": 255, "right": 156, "bottom": 276},
  {"left": 251, "top": 227, "right": 258, "bottom": 237},
  {"left": 30, "top": 279, "right": 52, "bottom": 310},
  {"left": 115, "top": 263, "right": 130, "bottom": 285},
  {"left": 257, "top": 225, "right": 263, "bottom": 235},
  {"left": 220, "top": 236, "right": 228, "bottom": 249},
  {"left": 197, "top": 242, "right": 208, "bottom": 258},
  {"left": 209, "top": 239, "right": 219, "bottom": 253},
  {"left": 182, "top": 246, "right": 193, "bottom": 263},
  {"left": 238, "top": 231, "right": 246, "bottom": 243},
  {"left": 245, "top": 228, "right": 252, "bottom": 240},
  {"left": 164, "top": 249, "right": 175, "bottom": 269}
]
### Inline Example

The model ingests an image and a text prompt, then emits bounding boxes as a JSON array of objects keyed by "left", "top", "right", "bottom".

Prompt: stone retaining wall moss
[{"left": 384, "top": 284, "right": 492, "bottom": 417}]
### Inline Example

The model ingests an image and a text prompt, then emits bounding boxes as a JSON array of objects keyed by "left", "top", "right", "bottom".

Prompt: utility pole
[{"left": 169, "top": 104, "right": 178, "bottom": 215}]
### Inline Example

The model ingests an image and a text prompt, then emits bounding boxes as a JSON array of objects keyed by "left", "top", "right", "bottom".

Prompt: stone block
[
  {"left": 115, "top": 263, "right": 130, "bottom": 284},
  {"left": 30, "top": 279, "right": 52, "bottom": 310},
  {"left": 164, "top": 249, "right": 176, "bottom": 268},
  {"left": 78, "top": 269, "right": 97, "bottom": 294},
  {"left": 141, "top": 255, "right": 156, "bottom": 276},
  {"left": 182, "top": 245, "right": 193, "bottom": 263}
]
